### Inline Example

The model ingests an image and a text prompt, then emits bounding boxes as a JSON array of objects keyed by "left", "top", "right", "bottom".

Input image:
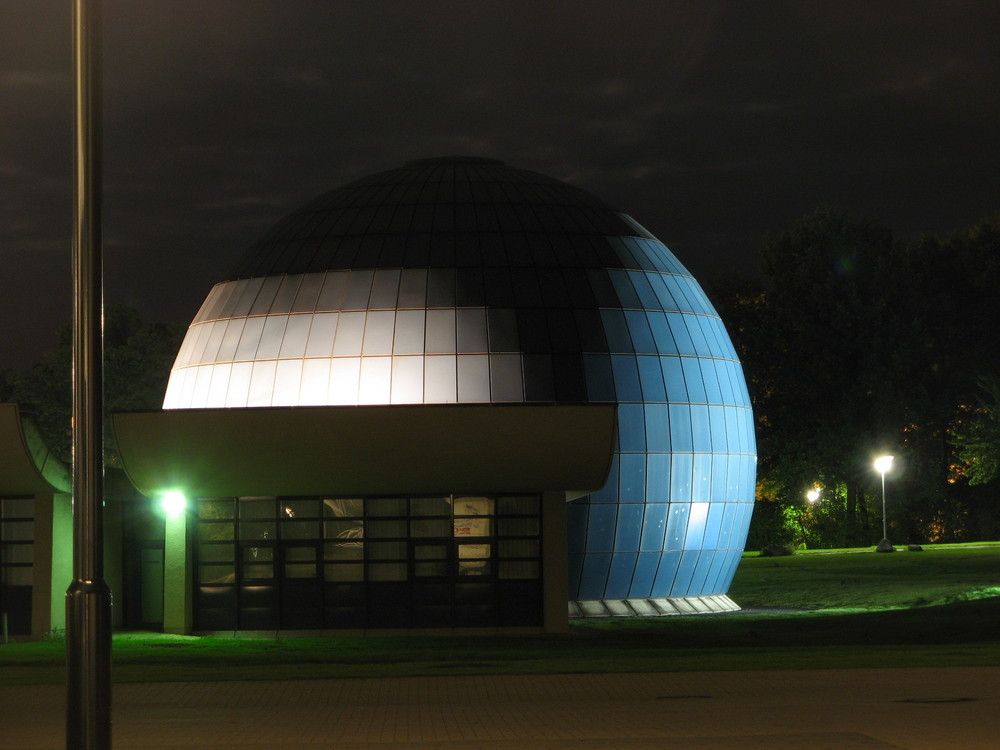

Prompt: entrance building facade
[{"left": 194, "top": 493, "right": 544, "bottom": 631}]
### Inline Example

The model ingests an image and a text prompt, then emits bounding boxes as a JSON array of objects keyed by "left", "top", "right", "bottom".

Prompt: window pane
[
  {"left": 240, "top": 499, "right": 275, "bottom": 519},
  {"left": 317, "top": 271, "right": 349, "bottom": 311},
  {"left": 1, "top": 544, "right": 34, "bottom": 564},
  {"left": 234, "top": 317, "right": 266, "bottom": 361},
  {"left": 323, "top": 541, "right": 365, "bottom": 560},
  {"left": 425, "top": 309, "right": 456, "bottom": 354},
  {"left": 368, "top": 562, "right": 407, "bottom": 581},
  {"left": 198, "top": 523, "right": 234, "bottom": 542},
  {"left": 416, "top": 561, "right": 448, "bottom": 577},
  {"left": 199, "top": 564, "right": 234, "bottom": 584},
  {"left": 454, "top": 497, "right": 494, "bottom": 516},
  {"left": 499, "top": 539, "right": 538, "bottom": 557},
  {"left": 369, "top": 269, "right": 400, "bottom": 309},
  {"left": 243, "top": 546, "right": 271, "bottom": 562},
  {"left": 457, "top": 355, "right": 490, "bottom": 402},
  {"left": 329, "top": 357, "right": 360, "bottom": 404},
  {"left": 358, "top": 357, "right": 391, "bottom": 404},
  {"left": 410, "top": 497, "right": 450, "bottom": 516},
  {"left": 199, "top": 544, "right": 234, "bottom": 562},
  {"left": 367, "top": 541, "right": 407, "bottom": 559},
  {"left": 490, "top": 354, "right": 523, "bottom": 402},
  {"left": 499, "top": 561, "right": 539, "bottom": 579},
  {"left": 681, "top": 357, "right": 708, "bottom": 402},
  {"left": 272, "top": 360, "right": 303, "bottom": 406},
  {"left": 0, "top": 521, "right": 32, "bottom": 541},
  {"left": 362, "top": 311, "right": 395, "bottom": 355},
  {"left": 390, "top": 356, "right": 423, "bottom": 404},
  {"left": 256, "top": 316, "right": 288, "bottom": 359},
  {"left": 426, "top": 268, "right": 456, "bottom": 307},
  {"left": 199, "top": 499, "right": 234, "bottom": 520},
  {"left": 291, "top": 272, "right": 325, "bottom": 312},
  {"left": 367, "top": 498, "right": 406, "bottom": 516},
  {"left": 243, "top": 563, "right": 274, "bottom": 579},
  {"left": 487, "top": 309, "right": 518, "bottom": 351},
  {"left": 332, "top": 312, "right": 365, "bottom": 355},
  {"left": 239, "top": 522, "right": 275, "bottom": 541},
  {"left": 215, "top": 319, "right": 246, "bottom": 362},
  {"left": 299, "top": 359, "right": 331, "bottom": 404},
  {"left": 282, "top": 520, "right": 319, "bottom": 539},
  {"left": 411, "top": 519, "right": 452, "bottom": 537},
  {"left": 414, "top": 544, "right": 447, "bottom": 560},
  {"left": 326, "top": 563, "right": 364, "bottom": 581},
  {"left": 249, "top": 276, "right": 282, "bottom": 316},
  {"left": 498, "top": 518, "right": 539, "bottom": 536},
  {"left": 393, "top": 310, "right": 425, "bottom": 354},
  {"left": 454, "top": 517, "right": 492, "bottom": 537},
  {"left": 497, "top": 496, "right": 539, "bottom": 515},
  {"left": 324, "top": 498, "right": 363, "bottom": 517},
  {"left": 397, "top": 268, "right": 428, "bottom": 308},
  {"left": 458, "top": 558, "right": 491, "bottom": 576},
  {"left": 325, "top": 520, "right": 364, "bottom": 542},
  {"left": 285, "top": 563, "right": 316, "bottom": 578},
  {"left": 278, "top": 314, "right": 312, "bottom": 358},
  {"left": 625, "top": 311, "right": 656, "bottom": 353},
  {"left": 342, "top": 269, "right": 375, "bottom": 310},
  {"left": 368, "top": 519, "right": 407, "bottom": 538},
  {"left": 424, "top": 355, "right": 457, "bottom": 402},
  {"left": 271, "top": 275, "right": 302, "bottom": 313}
]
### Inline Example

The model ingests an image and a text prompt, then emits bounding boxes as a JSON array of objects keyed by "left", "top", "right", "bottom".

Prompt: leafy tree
[
  {"left": 952, "top": 375, "right": 1000, "bottom": 486},
  {"left": 10, "top": 305, "right": 185, "bottom": 463}
]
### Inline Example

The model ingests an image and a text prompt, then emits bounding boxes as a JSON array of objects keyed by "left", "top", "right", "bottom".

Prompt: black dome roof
[{"left": 227, "top": 157, "right": 656, "bottom": 280}]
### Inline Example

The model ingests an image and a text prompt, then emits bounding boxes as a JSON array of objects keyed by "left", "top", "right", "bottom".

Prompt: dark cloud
[{"left": 1, "top": 0, "right": 998, "bottom": 369}]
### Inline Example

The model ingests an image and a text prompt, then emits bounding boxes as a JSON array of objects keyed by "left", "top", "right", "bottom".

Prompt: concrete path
[{"left": 2, "top": 667, "right": 998, "bottom": 749}]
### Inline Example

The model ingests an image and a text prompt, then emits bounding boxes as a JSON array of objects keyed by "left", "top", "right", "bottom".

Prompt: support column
[
  {"left": 162, "top": 510, "right": 192, "bottom": 635},
  {"left": 35, "top": 494, "right": 74, "bottom": 639},
  {"left": 541, "top": 490, "right": 569, "bottom": 634}
]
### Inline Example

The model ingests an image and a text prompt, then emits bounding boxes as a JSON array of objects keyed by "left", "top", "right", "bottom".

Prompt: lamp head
[
  {"left": 874, "top": 455, "right": 894, "bottom": 475},
  {"left": 160, "top": 490, "right": 187, "bottom": 519}
]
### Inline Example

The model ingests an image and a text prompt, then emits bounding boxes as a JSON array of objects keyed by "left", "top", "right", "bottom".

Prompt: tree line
[{"left": 710, "top": 207, "right": 1000, "bottom": 549}]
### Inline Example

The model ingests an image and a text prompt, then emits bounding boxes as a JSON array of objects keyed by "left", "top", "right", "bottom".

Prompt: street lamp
[
  {"left": 806, "top": 488, "right": 821, "bottom": 503},
  {"left": 874, "top": 455, "right": 894, "bottom": 552}
]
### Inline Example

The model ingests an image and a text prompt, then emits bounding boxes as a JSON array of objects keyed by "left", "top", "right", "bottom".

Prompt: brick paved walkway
[{"left": 2, "top": 667, "right": 998, "bottom": 749}]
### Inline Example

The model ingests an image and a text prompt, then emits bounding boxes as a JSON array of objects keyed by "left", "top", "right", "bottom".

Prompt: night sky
[{"left": 1, "top": 0, "right": 998, "bottom": 370}]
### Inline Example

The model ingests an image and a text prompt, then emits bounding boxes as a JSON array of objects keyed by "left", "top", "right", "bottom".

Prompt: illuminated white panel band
[{"left": 163, "top": 352, "right": 526, "bottom": 409}]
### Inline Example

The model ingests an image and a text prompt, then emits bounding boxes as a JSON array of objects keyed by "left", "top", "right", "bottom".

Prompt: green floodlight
[{"left": 160, "top": 490, "right": 187, "bottom": 519}]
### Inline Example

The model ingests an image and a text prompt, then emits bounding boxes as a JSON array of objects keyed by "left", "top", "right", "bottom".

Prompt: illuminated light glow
[
  {"left": 160, "top": 490, "right": 187, "bottom": 519},
  {"left": 806, "top": 488, "right": 820, "bottom": 503},
  {"left": 874, "top": 455, "right": 894, "bottom": 475}
]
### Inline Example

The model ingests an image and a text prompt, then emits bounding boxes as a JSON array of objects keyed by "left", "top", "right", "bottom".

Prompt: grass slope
[{"left": 2, "top": 545, "right": 998, "bottom": 684}]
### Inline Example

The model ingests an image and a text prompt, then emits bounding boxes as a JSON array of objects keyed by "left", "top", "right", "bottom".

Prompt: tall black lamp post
[{"left": 66, "top": 1, "right": 112, "bottom": 748}]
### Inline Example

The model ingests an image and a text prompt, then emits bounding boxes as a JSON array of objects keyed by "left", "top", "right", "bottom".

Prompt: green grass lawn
[{"left": 3, "top": 544, "right": 998, "bottom": 685}]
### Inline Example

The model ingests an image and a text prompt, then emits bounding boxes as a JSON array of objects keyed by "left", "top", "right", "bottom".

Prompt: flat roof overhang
[
  {"left": 112, "top": 404, "right": 616, "bottom": 501},
  {"left": 0, "top": 403, "right": 71, "bottom": 495}
]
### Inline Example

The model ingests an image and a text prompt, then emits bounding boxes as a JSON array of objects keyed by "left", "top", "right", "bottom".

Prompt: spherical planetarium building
[{"left": 155, "top": 157, "right": 756, "bottom": 618}]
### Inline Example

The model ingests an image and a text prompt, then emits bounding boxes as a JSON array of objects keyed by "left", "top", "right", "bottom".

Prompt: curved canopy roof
[
  {"left": 113, "top": 403, "right": 616, "bottom": 501},
  {"left": 0, "top": 403, "right": 71, "bottom": 494}
]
